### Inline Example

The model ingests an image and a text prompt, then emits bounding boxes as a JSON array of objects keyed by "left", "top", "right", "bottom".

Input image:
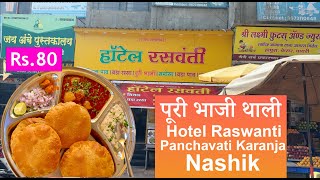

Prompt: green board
[{"left": 1, "top": 14, "right": 76, "bottom": 62}]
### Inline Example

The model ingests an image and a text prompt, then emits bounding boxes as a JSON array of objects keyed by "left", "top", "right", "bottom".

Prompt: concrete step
[
  {"left": 132, "top": 154, "right": 145, "bottom": 160},
  {"left": 133, "top": 144, "right": 146, "bottom": 155},
  {"left": 131, "top": 143, "right": 150, "bottom": 167},
  {"left": 133, "top": 151, "right": 145, "bottom": 156},
  {"left": 135, "top": 144, "right": 146, "bottom": 148},
  {"left": 131, "top": 159, "right": 145, "bottom": 166}
]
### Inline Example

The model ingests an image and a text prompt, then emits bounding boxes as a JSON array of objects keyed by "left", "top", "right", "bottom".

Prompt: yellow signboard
[
  {"left": 74, "top": 28, "right": 233, "bottom": 83},
  {"left": 234, "top": 26, "right": 320, "bottom": 61}
]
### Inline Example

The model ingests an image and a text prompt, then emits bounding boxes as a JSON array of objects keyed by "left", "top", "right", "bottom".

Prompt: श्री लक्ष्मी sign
[{"left": 233, "top": 26, "right": 320, "bottom": 61}]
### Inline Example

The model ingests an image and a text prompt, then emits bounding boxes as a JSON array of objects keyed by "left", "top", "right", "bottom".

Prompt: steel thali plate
[{"left": 1, "top": 67, "right": 136, "bottom": 178}]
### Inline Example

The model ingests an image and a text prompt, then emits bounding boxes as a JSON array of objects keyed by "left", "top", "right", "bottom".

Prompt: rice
[{"left": 101, "top": 104, "right": 129, "bottom": 151}]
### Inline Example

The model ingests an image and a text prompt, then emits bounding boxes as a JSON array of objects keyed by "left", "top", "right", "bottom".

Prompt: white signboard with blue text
[
  {"left": 153, "top": 2, "right": 228, "bottom": 8},
  {"left": 257, "top": 2, "right": 320, "bottom": 22},
  {"left": 31, "top": 2, "right": 87, "bottom": 18}
]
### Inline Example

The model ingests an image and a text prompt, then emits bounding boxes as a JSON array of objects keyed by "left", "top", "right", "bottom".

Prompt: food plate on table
[{"left": 1, "top": 67, "right": 136, "bottom": 178}]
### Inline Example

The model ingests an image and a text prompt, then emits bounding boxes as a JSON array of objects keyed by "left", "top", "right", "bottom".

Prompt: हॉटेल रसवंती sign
[
  {"left": 114, "top": 81, "right": 224, "bottom": 108},
  {"left": 233, "top": 26, "right": 320, "bottom": 61},
  {"left": 74, "top": 28, "right": 233, "bottom": 83}
]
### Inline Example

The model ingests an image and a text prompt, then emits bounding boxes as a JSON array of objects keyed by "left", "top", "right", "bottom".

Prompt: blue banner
[
  {"left": 153, "top": 2, "right": 228, "bottom": 8},
  {"left": 257, "top": 2, "right": 320, "bottom": 22}
]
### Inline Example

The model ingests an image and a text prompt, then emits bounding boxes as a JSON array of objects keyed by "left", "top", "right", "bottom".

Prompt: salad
[{"left": 13, "top": 76, "right": 58, "bottom": 116}]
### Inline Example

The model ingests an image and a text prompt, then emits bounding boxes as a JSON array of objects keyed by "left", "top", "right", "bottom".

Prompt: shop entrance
[
  {"left": 132, "top": 108, "right": 147, "bottom": 143},
  {"left": 131, "top": 108, "right": 148, "bottom": 167}
]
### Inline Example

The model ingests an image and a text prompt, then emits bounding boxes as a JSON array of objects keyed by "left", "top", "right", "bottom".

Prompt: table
[
  {"left": 287, "top": 160, "right": 320, "bottom": 178},
  {"left": 287, "top": 166, "right": 320, "bottom": 174}
]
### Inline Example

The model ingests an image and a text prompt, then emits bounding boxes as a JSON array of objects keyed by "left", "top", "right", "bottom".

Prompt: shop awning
[
  {"left": 220, "top": 55, "right": 320, "bottom": 104},
  {"left": 198, "top": 63, "right": 260, "bottom": 84},
  {"left": 219, "top": 55, "right": 320, "bottom": 177}
]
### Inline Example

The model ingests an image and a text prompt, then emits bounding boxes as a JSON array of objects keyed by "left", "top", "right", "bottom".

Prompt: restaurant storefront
[{"left": 73, "top": 27, "right": 234, "bottom": 166}]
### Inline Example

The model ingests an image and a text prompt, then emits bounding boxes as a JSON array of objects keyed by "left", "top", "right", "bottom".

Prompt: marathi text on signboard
[
  {"left": 74, "top": 28, "right": 233, "bottom": 83},
  {"left": 153, "top": 2, "right": 228, "bottom": 8},
  {"left": 113, "top": 81, "right": 224, "bottom": 108},
  {"left": 155, "top": 95, "right": 287, "bottom": 178},
  {"left": 233, "top": 26, "right": 320, "bottom": 61},
  {"left": 31, "top": 2, "right": 87, "bottom": 18},
  {"left": 257, "top": 2, "right": 320, "bottom": 22},
  {"left": 1, "top": 14, "right": 76, "bottom": 62}
]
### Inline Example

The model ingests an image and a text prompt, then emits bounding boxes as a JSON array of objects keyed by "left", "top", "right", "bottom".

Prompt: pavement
[
  {"left": 0, "top": 167, "right": 154, "bottom": 178},
  {"left": 120, "top": 166, "right": 155, "bottom": 178},
  {"left": 0, "top": 158, "right": 155, "bottom": 178}
]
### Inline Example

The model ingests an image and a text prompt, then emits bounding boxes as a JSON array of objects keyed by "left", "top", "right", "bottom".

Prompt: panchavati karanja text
[
  {"left": 162, "top": 124, "right": 285, "bottom": 153},
  {"left": 161, "top": 139, "right": 285, "bottom": 153},
  {"left": 167, "top": 124, "right": 282, "bottom": 138},
  {"left": 186, "top": 154, "right": 260, "bottom": 172}
]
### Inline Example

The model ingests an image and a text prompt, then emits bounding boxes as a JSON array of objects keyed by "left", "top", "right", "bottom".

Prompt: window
[
  {"left": 92, "top": 2, "right": 120, "bottom": 11},
  {"left": 92, "top": 2, "right": 150, "bottom": 11},
  {"left": 126, "top": 2, "right": 150, "bottom": 11},
  {"left": 0, "top": 2, "right": 18, "bottom": 14},
  {"left": 18, "top": 2, "right": 31, "bottom": 14}
]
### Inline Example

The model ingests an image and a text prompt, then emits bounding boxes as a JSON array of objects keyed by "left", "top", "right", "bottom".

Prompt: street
[{"left": 120, "top": 167, "right": 155, "bottom": 178}]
